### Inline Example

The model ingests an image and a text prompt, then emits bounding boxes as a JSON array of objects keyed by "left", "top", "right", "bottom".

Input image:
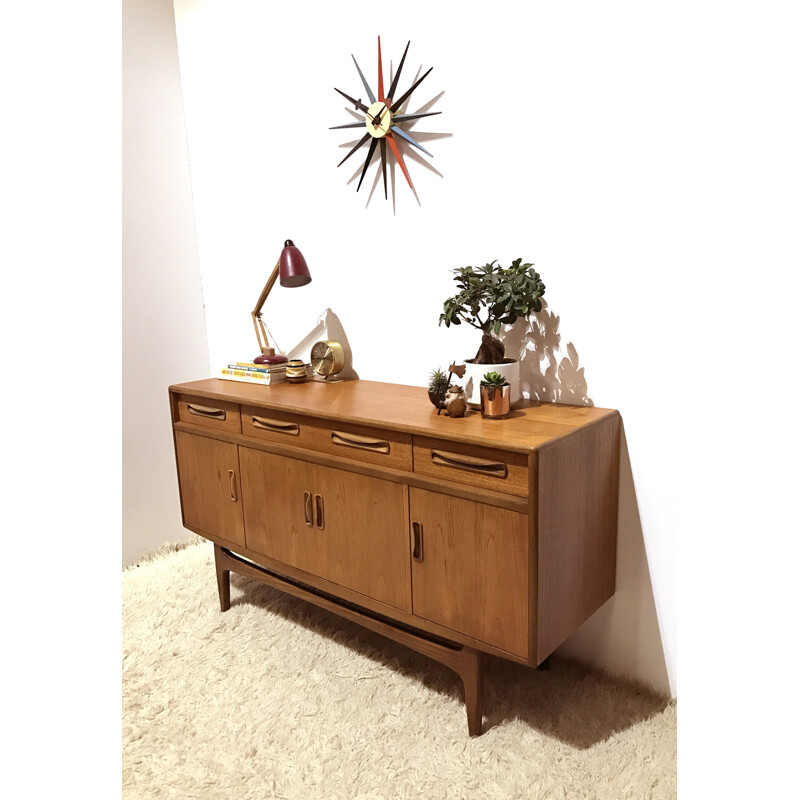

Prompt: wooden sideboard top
[{"left": 169, "top": 378, "right": 618, "bottom": 453}]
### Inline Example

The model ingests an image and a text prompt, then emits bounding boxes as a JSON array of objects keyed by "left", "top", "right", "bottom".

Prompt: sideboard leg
[
  {"left": 459, "top": 648, "right": 484, "bottom": 736},
  {"left": 214, "top": 544, "right": 231, "bottom": 612}
]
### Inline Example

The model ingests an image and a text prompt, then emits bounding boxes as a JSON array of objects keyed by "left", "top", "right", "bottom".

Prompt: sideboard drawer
[
  {"left": 413, "top": 436, "right": 529, "bottom": 496},
  {"left": 242, "top": 406, "right": 305, "bottom": 444},
  {"left": 241, "top": 406, "right": 413, "bottom": 471},
  {"left": 306, "top": 420, "right": 412, "bottom": 471},
  {"left": 177, "top": 395, "right": 242, "bottom": 434}
]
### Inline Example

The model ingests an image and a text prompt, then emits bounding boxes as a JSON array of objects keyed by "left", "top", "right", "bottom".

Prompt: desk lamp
[{"left": 251, "top": 239, "right": 311, "bottom": 364}]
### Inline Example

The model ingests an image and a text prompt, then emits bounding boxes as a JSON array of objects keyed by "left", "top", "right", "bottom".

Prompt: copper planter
[{"left": 480, "top": 384, "right": 511, "bottom": 419}]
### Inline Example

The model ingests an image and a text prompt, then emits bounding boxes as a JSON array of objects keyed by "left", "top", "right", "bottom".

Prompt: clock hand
[
  {"left": 371, "top": 103, "right": 387, "bottom": 131},
  {"left": 334, "top": 88, "right": 388, "bottom": 130},
  {"left": 334, "top": 88, "right": 371, "bottom": 116},
  {"left": 351, "top": 54, "right": 376, "bottom": 104},
  {"left": 331, "top": 103, "right": 386, "bottom": 132},
  {"left": 391, "top": 67, "right": 433, "bottom": 112},
  {"left": 331, "top": 103, "right": 393, "bottom": 134}
]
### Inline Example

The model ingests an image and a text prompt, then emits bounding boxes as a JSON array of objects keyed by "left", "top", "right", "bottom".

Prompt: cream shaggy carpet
[{"left": 122, "top": 538, "right": 676, "bottom": 799}]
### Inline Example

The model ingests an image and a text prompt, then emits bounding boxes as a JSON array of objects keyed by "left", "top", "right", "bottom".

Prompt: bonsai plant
[
  {"left": 439, "top": 258, "right": 545, "bottom": 364},
  {"left": 427, "top": 367, "right": 451, "bottom": 408},
  {"left": 440, "top": 258, "right": 545, "bottom": 406}
]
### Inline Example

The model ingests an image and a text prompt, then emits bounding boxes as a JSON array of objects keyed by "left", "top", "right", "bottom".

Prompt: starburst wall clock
[{"left": 330, "top": 38, "right": 442, "bottom": 200}]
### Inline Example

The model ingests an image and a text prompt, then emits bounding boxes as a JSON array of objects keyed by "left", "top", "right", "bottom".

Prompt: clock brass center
[{"left": 365, "top": 101, "right": 393, "bottom": 138}]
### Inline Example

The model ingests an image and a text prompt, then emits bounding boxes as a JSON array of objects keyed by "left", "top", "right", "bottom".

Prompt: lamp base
[{"left": 254, "top": 353, "right": 289, "bottom": 365}]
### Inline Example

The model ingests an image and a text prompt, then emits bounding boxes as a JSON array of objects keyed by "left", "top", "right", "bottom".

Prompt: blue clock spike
[
  {"left": 351, "top": 55, "right": 376, "bottom": 105},
  {"left": 391, "top": 126, "right": 433, "bottom": 157}
]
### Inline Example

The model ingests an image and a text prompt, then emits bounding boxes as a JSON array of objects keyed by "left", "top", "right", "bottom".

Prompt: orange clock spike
[
  {"left": 377, "top": 36, "right": 385, "bottom": 101},
  {"left": 386, "top": 133, "right": 413, "bottom": 189}
]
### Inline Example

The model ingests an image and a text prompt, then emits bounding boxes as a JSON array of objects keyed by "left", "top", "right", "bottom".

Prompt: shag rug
[{"left": 122, "top": 538, "right": 676, "bottom": 799}]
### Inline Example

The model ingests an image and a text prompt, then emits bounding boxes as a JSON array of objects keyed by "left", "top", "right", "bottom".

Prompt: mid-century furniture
[
  {"left": 169, "top": 378, "right": 620, "bottom": 735},
  {"left": 251, "top": 239, "right": 311, "bottom": 362}
]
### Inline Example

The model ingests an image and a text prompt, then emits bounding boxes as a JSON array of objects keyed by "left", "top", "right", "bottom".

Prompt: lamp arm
[{"left": 251, "top": 257, "right": 281, "bottom": 355}]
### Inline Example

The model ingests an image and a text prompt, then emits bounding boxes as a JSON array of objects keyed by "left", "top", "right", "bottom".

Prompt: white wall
[
  {"left": 122, "top": 0, "right": 210, "bottom": 566},
  {"left": 170, "top": 0, "right": 679, "bottom": 696}
]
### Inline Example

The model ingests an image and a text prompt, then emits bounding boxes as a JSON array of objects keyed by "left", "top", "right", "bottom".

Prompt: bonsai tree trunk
[{"left": 474, "top": 333, "right": 505, "bottom": 364}]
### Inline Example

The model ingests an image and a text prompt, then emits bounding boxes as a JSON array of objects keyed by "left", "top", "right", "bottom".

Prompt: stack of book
[{"left": 219, "top": 361, "right": 287, "bottom": 385}]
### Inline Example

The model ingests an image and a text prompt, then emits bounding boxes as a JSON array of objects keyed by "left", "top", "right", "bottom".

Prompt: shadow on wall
[
  {"left": 502, "top": 303, "right": 672, "bottom": 696},
  {"left": 502, "top": 300, "right": 593, "bottom": 406},
  {"left": 558, "top": 425, "right": 672, "bottom": 695}
]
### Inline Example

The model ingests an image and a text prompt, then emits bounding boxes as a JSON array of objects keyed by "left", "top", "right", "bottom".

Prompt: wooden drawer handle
[
  {"left": 330, "top": 431, "right": 390, "bottom": 454},
  {"left": 314, "top": 494, "right": 324, "bottom": 530},
  {"left": 228, "top": 470, "right": 237, "bottom": 502},
  {"left": 412, "top": 521, "right": 424, "bottom": 562},
  {"left": 187, "top": 403, "right": 226, "bottom": 420},
  {"left": 430, "top": 450, "right": 508, "bottom": 479},
  {"left": 252, "top": 416, "right": 300, "bottom": 436},
  {"left": 303, "top": 491, "right": 313, "bottom": 527}
]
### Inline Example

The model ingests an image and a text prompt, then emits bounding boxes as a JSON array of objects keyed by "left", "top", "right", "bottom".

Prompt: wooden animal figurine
[{"left": 443, "top": 385, "right": 468, "bottom": 417}]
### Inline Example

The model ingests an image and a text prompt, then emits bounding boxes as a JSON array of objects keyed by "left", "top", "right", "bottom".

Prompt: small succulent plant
[
  {"left": 428, "top": 368, "right": 451, "bottom": 394},
  {"left": 481, "top": 371, "right": 509, "bottom": 387}
]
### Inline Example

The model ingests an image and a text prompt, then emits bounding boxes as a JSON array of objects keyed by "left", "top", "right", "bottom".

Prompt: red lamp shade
[{"left": 279, "top": 240, "right": 312, "bottom": 287}]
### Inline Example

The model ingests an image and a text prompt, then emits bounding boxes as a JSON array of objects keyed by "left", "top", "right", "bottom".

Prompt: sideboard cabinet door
[
  {"left": 409, "top": 487, "right": 529, "bottom": 659},
  {"left": 239, "top": 447, "right": 411, "bottom": 612},
  {"left": 174, "top": 431, "right": 245, "bottom": 547}
]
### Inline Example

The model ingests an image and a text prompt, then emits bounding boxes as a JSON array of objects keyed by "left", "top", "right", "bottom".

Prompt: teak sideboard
[{"left": 169, "top": 378, "right": 620, "bottom": 735}]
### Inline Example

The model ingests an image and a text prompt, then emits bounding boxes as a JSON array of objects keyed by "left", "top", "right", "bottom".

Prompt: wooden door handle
[
  {"left": 252, "top": 416, "right": 300, "bottom": 435},
  {"left": 430, "top": 450, "right": 508, "bottom": 479},
  {"left": 188, "top": 403, "right": 226, "bottom": 420},
  {"left": 314, "top": 494, "right": 324, "bottom": 530},
  {"left": 412, "top": 521, "right": 423, "bottom": 562},
  {"left": 228, "top": 470, "right": 237, "bottom": 502},
  {"left": 330, "top": 431, "right": 390, "bottom": 453},
  {"left": 303, "top": 491, "right": 314, "bottom": 527}
]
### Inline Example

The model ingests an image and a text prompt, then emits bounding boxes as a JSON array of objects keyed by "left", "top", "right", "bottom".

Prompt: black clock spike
[
  {"left": 356, "top": 137, "right": 379, "bottom": 192},
  {"left": 337, "top": 131, "right": 371, "bottom": 168},
  {"left": 392, "top": 111, "right": 442, "bottom": 123},
  {"left": 380, "top": 138, "right": 388, "bottom": 200},
  {"left": 386, "top": 40, "right": 410, "bottom": 102},
  {"left": 391, "top": 67, "right": 432, "bottom": 112}
]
